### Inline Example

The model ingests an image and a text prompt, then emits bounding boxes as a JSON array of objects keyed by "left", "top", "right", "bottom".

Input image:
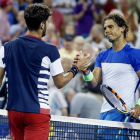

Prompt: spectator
[
  {"left": 103, "top": 0, "right": 117, "bottom": 14},
  {"left": 73, "top": 36, "right": 85, "bottom": 51},
  {"left": 129, "top": 0, "right": 140, "bottom": 23},
  {"left": 43, "top": 0, "right": 65, "bottom": 37},
  {"left": 49, "top": 87, "right": 68, "bottom": 116},
  {"left": 8, "top": 0, "right": 19, "bottom": 25},
  {"left": 10, "top": 10, "right": 26, "bottom": 39},
  {"left": 42, "top": 23, "right": 59, "bottom": 47},
  {"left": 83, "top": 42, "right": 93, "bottom": 57},
  {"left": 0, "top": 0, "right": 13, "bottom": 44},
  {"left": 19, "top": 0, "right": 33, "bottom": 10},
  {"left": 73, "top": 0, "right": 99, "bottom": 37},
  {"left": 109, "top": 9, "right": 124, "bottom": 16},
  {"left": 59, "top": 34, "right": 78, "bottom": 59},
  {"left": 65, "top": 22, "right": 76, "bottom": 36},
  {"left": 119, "top": 0, "right": 138, "bottom": 45},
  {"left": 52, "top": 0, "right": 76, "bottom": 23},
  {"left": 86, "top": 24, "right": 111, "bottom": 51},
  {"left": 65, "top": 89, "right": 102, "bottom": 119},
  {"left": 135, "top": 23, "right": 140, "bottom": 49}
]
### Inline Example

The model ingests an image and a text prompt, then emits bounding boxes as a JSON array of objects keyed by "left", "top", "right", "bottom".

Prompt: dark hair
[
  {"left": 103, "top": 14, "right": 129, "bottom": 39},
  {"left": 24, "top": 3, "right": 52, "bottom": 31}
]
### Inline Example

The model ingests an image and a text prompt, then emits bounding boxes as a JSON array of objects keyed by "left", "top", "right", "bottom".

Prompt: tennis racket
[{"left": 100, "top": 84, "right": 140, "bottom": 120}]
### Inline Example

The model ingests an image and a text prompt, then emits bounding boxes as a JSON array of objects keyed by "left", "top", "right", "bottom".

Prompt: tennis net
[{"left": 0, "top": 109, "right": 140, "bottom": 140}]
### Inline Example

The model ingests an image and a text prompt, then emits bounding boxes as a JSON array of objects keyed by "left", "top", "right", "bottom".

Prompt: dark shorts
[{"left": 8, "top": 110, "right": 51, "bottom": 140}]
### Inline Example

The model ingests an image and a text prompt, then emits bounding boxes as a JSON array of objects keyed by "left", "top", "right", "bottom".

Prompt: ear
[
  {"left": 40, "top": 22, "right": 44, "bottom": 29},
  {"left": 121, "top": 26, "right": 125, "bottom": 33}
]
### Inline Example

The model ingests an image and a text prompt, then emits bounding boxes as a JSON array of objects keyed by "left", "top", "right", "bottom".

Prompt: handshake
[
  {"left": 73, "top": 51, "right": 92, "bottom": 72},
  {"left": 68, "top": 51, "right": 93, "bottom": 81}
]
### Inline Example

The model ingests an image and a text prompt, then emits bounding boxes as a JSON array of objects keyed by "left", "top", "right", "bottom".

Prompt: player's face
[{"left": 103, "top": 19, "right": 123, "bottom": 43}]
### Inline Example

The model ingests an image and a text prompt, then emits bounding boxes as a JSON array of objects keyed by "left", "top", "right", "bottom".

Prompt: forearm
[
  {"left": 82, "top": 67, "right": 101, "bottom": 88},
  {"left": 74, "top": 10, "right": 85, "bottom": 21},
  {"left": 83, "top": 71, "right": 98, "bottom": 88},
  {"left": 93, "top": 11, "right": 99, "bottom": 23},
  {"left": 59, "top": 72, "right": 74, "bottom": 88},
  {"left": 53, "top": 71, "right": 75, "bottom": 89}
]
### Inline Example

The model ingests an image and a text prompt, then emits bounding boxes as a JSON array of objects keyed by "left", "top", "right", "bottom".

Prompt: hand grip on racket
[{"left": 100, "top": 84, "right": 140, "bottom": 120}]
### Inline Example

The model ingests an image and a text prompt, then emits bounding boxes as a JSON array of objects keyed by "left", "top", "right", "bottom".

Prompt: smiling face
[{"left": 103, "top": 19, "right": 125, "bottom": 43}]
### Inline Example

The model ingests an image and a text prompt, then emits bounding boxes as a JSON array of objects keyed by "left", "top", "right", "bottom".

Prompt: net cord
[{"left": 0, "top": 109, "right": 140, "bottom": 130}]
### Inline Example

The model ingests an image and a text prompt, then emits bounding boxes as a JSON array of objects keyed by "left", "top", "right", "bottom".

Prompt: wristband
[
  {"left": 136, "top": 98, "right": 140, "bottom": 105},
  {"left": 82, "top": 69, "right": 93, "bottom": 81},
  {"left": 68, "top": 65, "right": 79, "bottom": 78}
]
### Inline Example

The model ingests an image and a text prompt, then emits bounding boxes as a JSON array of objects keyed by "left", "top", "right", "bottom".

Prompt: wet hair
[
  {"left": 103, "top": 14, "right": 129, "bottom": 38},
  {"left": 24, "top": 3, "right": 52, "bottom": 31}
]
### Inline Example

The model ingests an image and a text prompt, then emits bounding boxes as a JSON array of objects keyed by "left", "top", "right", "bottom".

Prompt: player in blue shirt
[
  {"left": 0, "top": 3, "right": 92, "bottom": 140},
  {"left": 76, "top": 13, "right": 140, "bottom": 139}
]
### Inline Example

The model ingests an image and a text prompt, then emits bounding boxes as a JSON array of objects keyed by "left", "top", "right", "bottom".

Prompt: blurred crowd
[{"left": 0, "top": 0, "right": 140, "bottom": 120}]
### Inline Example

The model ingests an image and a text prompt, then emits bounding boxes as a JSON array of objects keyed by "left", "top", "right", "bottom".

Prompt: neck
[
  {"left": 27, "top": 30, "right": 42, "bottom": 38},
  {"left": 112, "top": 36, "right": 127, "bottom": 51}
]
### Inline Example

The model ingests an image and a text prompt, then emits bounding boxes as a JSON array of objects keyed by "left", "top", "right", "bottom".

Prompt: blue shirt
[{"left": 95, "top": 44, "right": 140, "bottom": 113}]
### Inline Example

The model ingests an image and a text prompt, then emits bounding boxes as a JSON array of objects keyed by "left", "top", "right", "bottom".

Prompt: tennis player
[
  {"left": 82, "top": 13, "right": 140, "bottom": 120},
  {"left": 0, "top": 4, "right": 92, "bottom": 140},
  {"left": 77, "top": 13, "right": 140, "bottom": 138}
]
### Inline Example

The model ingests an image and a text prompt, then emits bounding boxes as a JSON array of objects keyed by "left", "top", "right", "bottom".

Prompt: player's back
[{"left": 3, "top": 35, "right": 59, "bottom": 114}]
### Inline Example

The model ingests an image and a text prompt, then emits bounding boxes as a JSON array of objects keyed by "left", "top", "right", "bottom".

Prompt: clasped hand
[{"left": 73, "top": 51, "right": 92, "bottom": 71}]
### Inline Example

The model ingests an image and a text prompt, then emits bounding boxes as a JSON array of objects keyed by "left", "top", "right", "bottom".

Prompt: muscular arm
[
  {"left": 52, "top": 72, "right": 73, "bottom": 89},
  {"left": 85, "top": 67, "right": 102, "bottom": 88},
  {"left": 130, "top": 70, "right": 140, "bottom": 119}
]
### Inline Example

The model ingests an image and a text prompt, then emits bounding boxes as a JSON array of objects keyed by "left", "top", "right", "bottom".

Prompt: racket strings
[{"left": 102, "top": 87, "right": 125, "bottom": 111}]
